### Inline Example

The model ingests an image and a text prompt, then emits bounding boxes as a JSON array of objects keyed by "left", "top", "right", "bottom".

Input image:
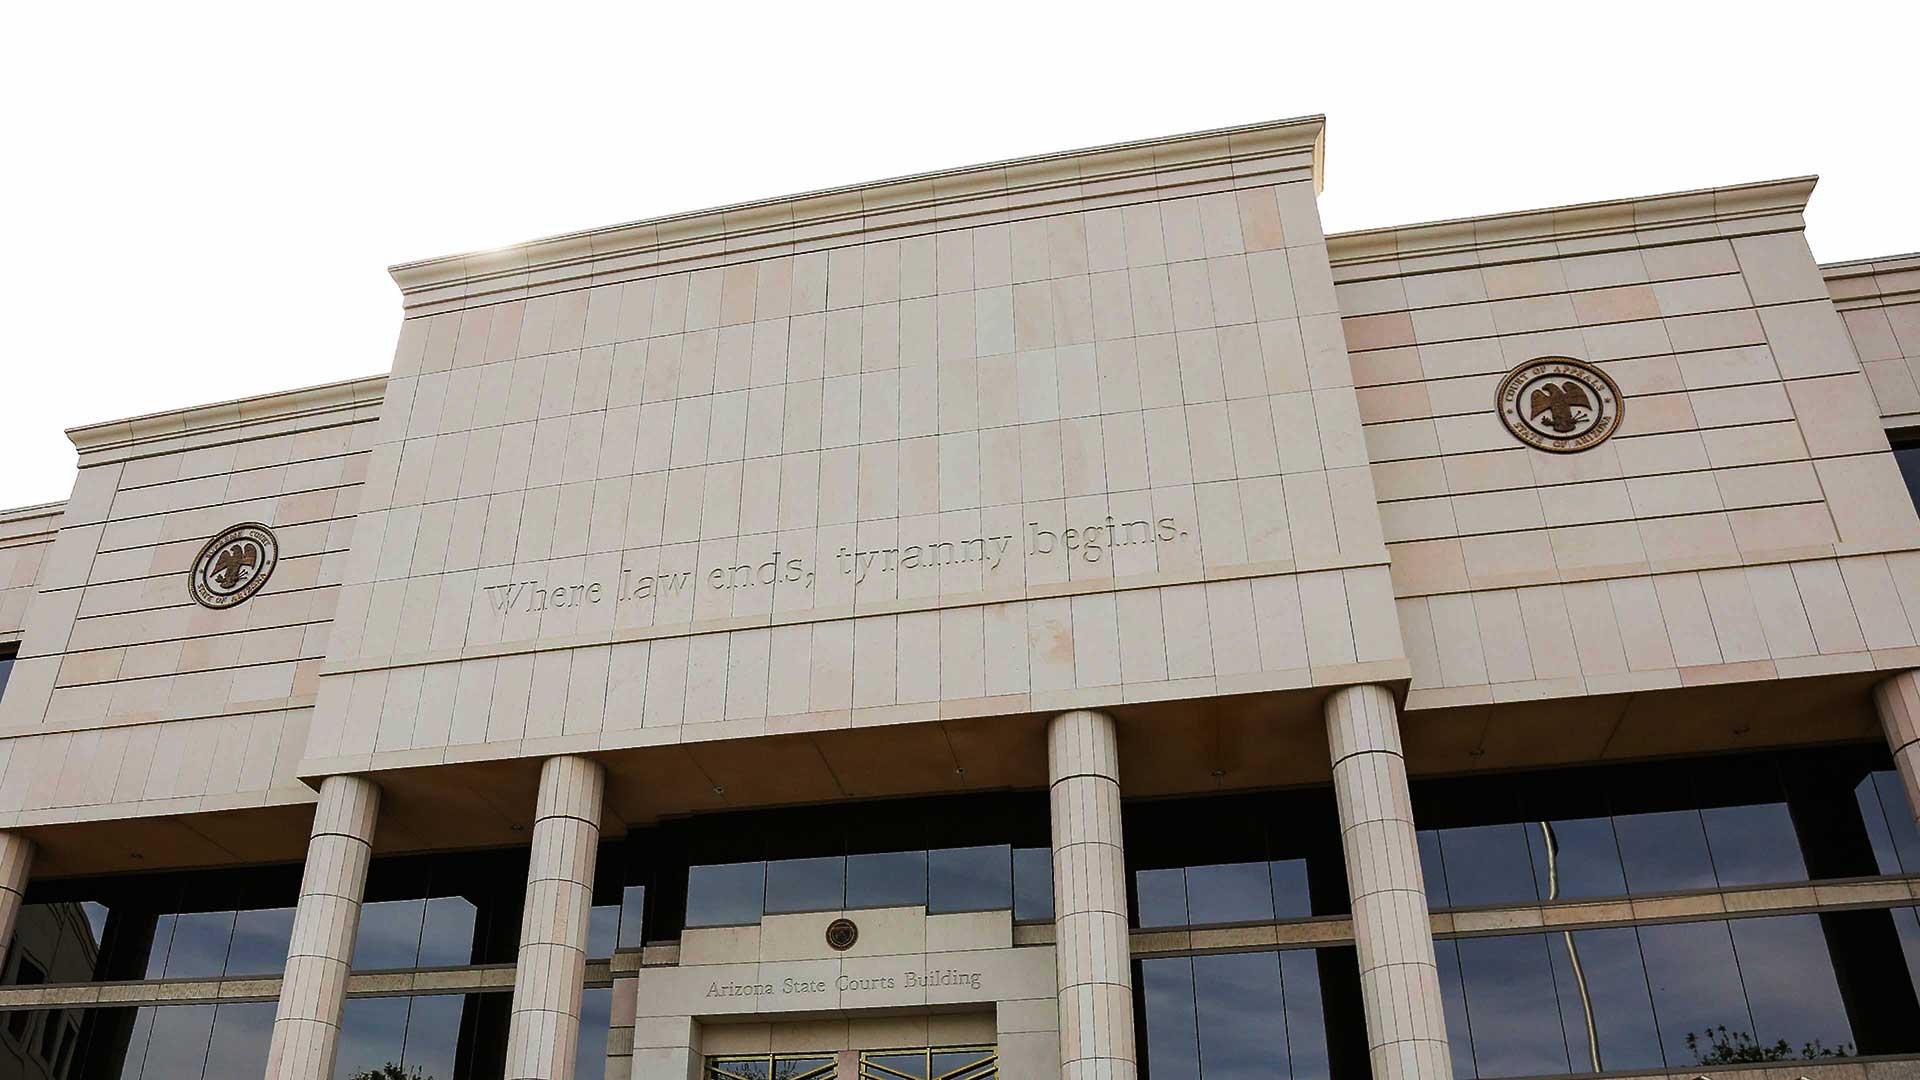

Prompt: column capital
[
  {"left": 1048, "top": 708, "right": 1120, "bottom": 786},
  {"left": 1325, "top": 682, "right": 1405, "bottom": 764}
]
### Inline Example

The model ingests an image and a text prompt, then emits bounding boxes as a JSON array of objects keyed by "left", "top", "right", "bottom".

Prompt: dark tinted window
[
  {"left": 848, "top": 851, "right": 927, "bottom": 910},
  {"left": 1126, "top": 789, "right": 1348, "bottom": 928},
  {"left": 686, "top": 862, "right": 767, "bottom": 928},
  {"left": 576, "top": 986, "right": 613, "bottom": 1080},
  {"left": 351, "top": 848, "right": 526, "bottom": 970},
  {"left": 1417, "top": 746, "right": 1911, "bottom": 911},
  {"left": 6, "top": 864, "right": 300, "bottom": 984},
  {"left": 0, "top": 647, "right": 15, "bottom": 702},
  {"left": 1012, "top": 847, "right": 1054, "bottom": 923},
  {"left": 1436, "top": 910, "right": 1920, "bottom": 1076},
  {"left": 1136, "top": 946, "right": 1361, "bottom": 1080},
  {"left": 1891, "top": 435, "right": 1920, "bottom": 513},
  {"left": 764, "top": 857, "right": 844, "bottom": 915},
  {"left": 662, "top": 793, "right": 1047, "bottom": 932},
  {"left": 333, "top": 992, "right": 509, "bottom": 1080},
  {"left": 929, "top": 846, "right": 1011, "bottom": 914}
]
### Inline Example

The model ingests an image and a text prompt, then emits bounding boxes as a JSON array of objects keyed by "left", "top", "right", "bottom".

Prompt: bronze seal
[{"left": 1495, "top": 357, "right": 1623, "bottom": 453}]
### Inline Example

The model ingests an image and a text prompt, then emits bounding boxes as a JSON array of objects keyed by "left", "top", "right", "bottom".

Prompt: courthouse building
[{"left": 4, "top": 114, "right": 1920, "bottom": 1080}]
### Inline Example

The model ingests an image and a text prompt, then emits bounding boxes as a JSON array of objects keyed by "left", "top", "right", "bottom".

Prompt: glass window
[
  {"left": 205, "top": 1001, "right": 277, "bottom": 1078},
  {"left": 1700, "top": 803, "right": 1806, "bottom": 889},
  {"left": 334, "top": 992, "right": 509, "bottom": 1080},
  {"left": 1437, "top": 826, "right": 1539, "bottom": 909},
  {"left": 352, "top": 900, "right": 427, "bottom": 972},
  {"left": 1185, "top": 862, "right": 1276, "bottom": 927},
  {"left": 1891, "top": 435, "right": 1920, "bottom": 513},
  {"left": 1608, "top": 810, "right": 1720, "bottom": 896},
  {"left": 848, "top": 851, "right": 927, "bottom": 911},
  {"left": 1525, "top": 818, "right": 1626, "bottom": 902},
  {"left": 0, "top": 647, "right": 14, "bottom": 702},
  {"left": 576, "top": 986, "right": 612, "bottom": 1080},
  {"left": 1194, "top": 951, "right": 1286, "bottom": 1077},
  {"left": 1126, "top": 789, "right": 1347, "bottom": 929},
  {"left": 1416, "top": 747, "right": 1913, "bottom": 912},
  {"left": 1630, "top": 920, "right": 1754, "bottom": 1067},
  {"left": 617, "top": 885, "right": 647, "bottom": 951},
  {"left": 928, "top": 846, "right": 1010, "bottom": 915},
  {"left": 1136, "top": 946, "right": 1355, "bottom": 1080},
  {"left": 1858, "top": 771, "right": 1920, "bottom": 875},
  {"left": 1138, "top": 956, "right": 1201, "bottom": 1080},
  {"left": 1728, "top": 914, "right": 1854, "bottom": 1058},
  {"left": 1436, "top": 913, "right": 1902, "bottom": 1076},
  {"left": 226, "top": 906, "right": 295, "bottom": 976},
  {"left": 160, "top": 910, "right": 236, "bottom": 979},
  {"left": 136, "top": 1002, "right": 218, "bottom": 1079},
  {"left": 1544, "top": 927, "right": 1663, "bottom": 1074},
  {"left": 1270, "top": 859, "right": 1312, "bottom": 920},
  {"left": 417, "top": 896, "right": 480, "bottom": 969},
  {"left": 1452, "top": 934, "right": 1570, "bottom": 1077},
  {"left": 764, "top": 857, "right": 845, "bottom": 915},
  {"left": 1012, "top": 848, "right": 1053, "bottom": 923},
  {"left": 686, "top": 862, "right": 767, "bottom": 928},
  {"left": 1135, "top": 868, "right": 1188, "bottom": 929}
]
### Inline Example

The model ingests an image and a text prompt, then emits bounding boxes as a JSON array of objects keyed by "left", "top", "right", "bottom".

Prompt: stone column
[
  {"left": 0, "top": 832, "right": 32, "bottom": 971},
  {"left": 1874, "top": 671, "right": 1920, "bottom": 826},
  {"left": 1048, "top": 709, "right": 1136, "bottom": 1080},
  {"left": 267, "top": 774, "right": 381, "bottom": 1080},
  {"left": 506, "top": 755, "right": 606, "bottom": 1080},
  {"left": 1326, "top": 684, "right": 1453, "bottom": 1080}
]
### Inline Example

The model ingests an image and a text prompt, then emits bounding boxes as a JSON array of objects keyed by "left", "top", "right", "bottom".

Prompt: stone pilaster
[
  {"left": 1326, "top": 684, "right": 1453, "bottom": 1080},
  {"left": 506, "top": 755, "right": 607, "bottom": 1080},
  {"left": 0, "top": 832, "right": 32, "bottom": 971},
  {"left": 1048, "top": 708, "right": 1136, "bottom": 1080},
  {"left": 267, "top": 774, "right": 381, "bottom": 1080},
  {"left": 1874, "top": 671, "right": 1920, "bottom": 827}
]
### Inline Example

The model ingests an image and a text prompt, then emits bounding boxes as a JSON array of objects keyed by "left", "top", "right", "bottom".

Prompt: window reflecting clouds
[
  {"left": 4, "top": 864, "right": 302, "bottom": 986},
  {"left": 1416, "top": 747, "right": 1914, "bottom": 912},
  {"left": 1438, "top": 910, "right": 1920, "bottom": 1076},
  {"left": 1136, "top": 946, "right": 1359, "bottom": 1080}
]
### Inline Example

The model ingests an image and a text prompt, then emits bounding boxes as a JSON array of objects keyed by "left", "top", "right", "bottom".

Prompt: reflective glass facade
[
  {"left": 3, "top": 864, "right": 303, "bottom": 985},
  {"left": 1412, "top": 746, "right": 1919, "bottom": 911},
  {"left": 0, "top": 1001, "right": 273, "bottom": 1080},
  {"left": 643, "top": 794, "right": 1052, "bottom": 931},
  {"left": 1135, "top": 946, "right": 1369, "bottom": 1080},
  {"left": 1438, "top": 907, "right": 1920, "bottom": 1077},
  {"left": 1125, "top": 790, "right": 1348, "bottom": 928}
]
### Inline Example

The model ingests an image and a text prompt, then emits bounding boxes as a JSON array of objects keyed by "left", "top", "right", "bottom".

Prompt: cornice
[
  {"left": 66, "top": 375, "right": 387, "bottom": 457},
  {"left": 1821, "top": 251, "right": 1920, "bottom": 309},
  {"left": 1326, "top": 176, "right": 1818, "bottom": 270},
  {"left": 387, "top": 115, "right": 1328, "bottom": 315},
  {"left": 0, "top": 501, "right": 64, "bottom": 548}
]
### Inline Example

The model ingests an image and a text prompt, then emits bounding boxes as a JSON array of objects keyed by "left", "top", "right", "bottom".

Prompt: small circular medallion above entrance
[
  {"left": 825, "top": 918, "right": 859, "bottom": 951},
  {"left": 189, "top": 522, "right": 279, "bottom": 610},
  {"left": 1495, "top": 357, "right": 1623, "bottom": 453}
]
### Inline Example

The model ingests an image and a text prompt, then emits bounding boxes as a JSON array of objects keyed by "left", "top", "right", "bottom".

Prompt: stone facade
[{"left": 0, "top": 117, "right": 1918, "bottom": 1080}]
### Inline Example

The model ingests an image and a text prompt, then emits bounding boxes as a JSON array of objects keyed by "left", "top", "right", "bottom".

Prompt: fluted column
[
  {"left": 1326, "top": 684, "right": 1453, "bottom": 1080},
  {"left": 506, "top": 755, "right": 606, "bottom": 1080},
  {"left": 1048, "top": 709, "right": 1136, "bottom": 1080},
  {"left": 1874, "top": 671, "right": 1920, "bottom": 827},
  {"left": 267, "top": 774, "right": 381, "bottom": 1080},
  {"left": 0, "top": 832, "right": 32, "bottom": 971}
]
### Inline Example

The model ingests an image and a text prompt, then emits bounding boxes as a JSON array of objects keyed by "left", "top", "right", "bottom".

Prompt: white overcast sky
[{"left": 3, "top": 2, "right": 1915, "bottom": 510}]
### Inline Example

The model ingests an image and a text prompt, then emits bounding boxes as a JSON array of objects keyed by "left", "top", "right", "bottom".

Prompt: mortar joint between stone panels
[
  {"left": 532, "top": 810, "right": 605, "bottom": 830},
  {"left": 307, "top": 828, "right": 375, "bottom": 846},
  {"left": 1328, "top": 746, "right": 1406, "bottom": 770},
  {"left": 1047, "top": 771, "right": 1120, "bottom": 788}
]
